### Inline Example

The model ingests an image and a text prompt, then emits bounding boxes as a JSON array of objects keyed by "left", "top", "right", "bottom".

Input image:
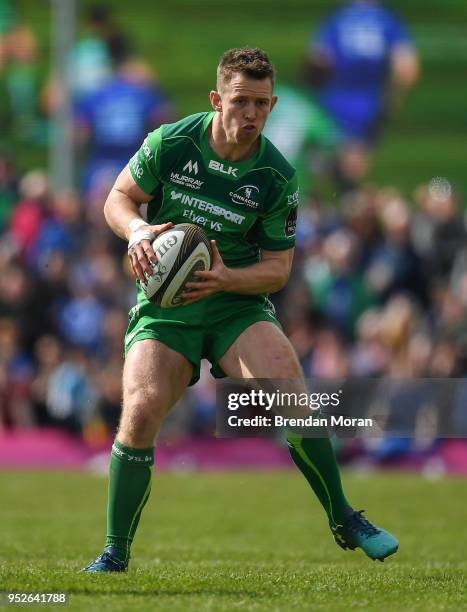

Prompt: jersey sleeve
[
  {"left": 128, "top": 127, "right": 163, "bottom": 195},
  {"left": 256, "top": 173, "right": 299, "bottom": 251}
]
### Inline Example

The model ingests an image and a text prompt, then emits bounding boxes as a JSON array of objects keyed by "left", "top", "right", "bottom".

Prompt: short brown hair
[{"left": 217, "top": 47, "right": 276, "bottom": 91}]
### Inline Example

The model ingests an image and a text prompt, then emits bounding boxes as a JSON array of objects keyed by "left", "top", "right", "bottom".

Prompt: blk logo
[{"left": 209, "top": 159, "right": 238, "bottom": 178}]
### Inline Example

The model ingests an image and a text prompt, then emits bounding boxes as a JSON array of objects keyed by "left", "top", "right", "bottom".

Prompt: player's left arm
[
  {"left": 390, "top": 44, "right": 420, "bottom": 90},
  {"left": 182, "top": 243, "right": 294, "bottom": 303},
  {"left": 385, "top": 15, "right": 420, "bottom": 115},
  {"left": 183, "top": 172, "right": 299, "bottom": 303}
]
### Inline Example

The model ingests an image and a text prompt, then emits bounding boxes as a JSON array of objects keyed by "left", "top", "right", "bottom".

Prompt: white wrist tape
[
  {"left": 127, "top": 219, "right": 155, "bottom": 251},
  {"left": 128, "top": 218, "right": 149, "bottom": 233},
  {"left": 128, "top": 229, "right": 155, "bottom": 250}
]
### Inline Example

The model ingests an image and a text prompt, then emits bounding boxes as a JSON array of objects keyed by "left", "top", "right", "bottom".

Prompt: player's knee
[
  {"left": 125, "top": 377, "right": 168, "bottom": 405},
  {"left": 123, "top": 383, "right": 171, "bottom": 429}
]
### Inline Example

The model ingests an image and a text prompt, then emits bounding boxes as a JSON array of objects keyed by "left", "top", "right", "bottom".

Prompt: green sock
[
  {"left": 105, "top": 440, "right": 154, "bottom": 563},
  {"left": 287, "top": 433, "right": 351, "bottom": 527}
]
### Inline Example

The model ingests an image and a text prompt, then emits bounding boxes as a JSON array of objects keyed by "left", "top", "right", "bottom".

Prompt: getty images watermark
[
  {"left": 225, "top": 388, "right": 373, "bottom": 429},
  {"left": 216, "top": 378, "right": 467, "bottom": 438},
  {"left": 216, "top": 380, "right": 379, "bottom": 438}
]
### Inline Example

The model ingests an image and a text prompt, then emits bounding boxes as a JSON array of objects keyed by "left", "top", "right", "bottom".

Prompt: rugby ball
[{"left": 141, "top": 223, "right": 212, "bottom": 308}]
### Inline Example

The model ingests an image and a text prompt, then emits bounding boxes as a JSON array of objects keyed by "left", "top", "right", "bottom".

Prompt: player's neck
[{"left": 209, "top": 115, "right": 259, "bottom": 163}]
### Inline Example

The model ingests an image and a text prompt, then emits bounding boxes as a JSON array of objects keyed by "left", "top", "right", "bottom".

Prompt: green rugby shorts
[{"left": 124, "top": 292, "right": 281, "bottom": 385}]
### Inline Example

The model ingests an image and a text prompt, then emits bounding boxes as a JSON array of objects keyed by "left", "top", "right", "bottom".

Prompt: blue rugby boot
[
  {"left": 331, "top": 509, "right": 399, "bottom": 562},
  {"left": 81, "top": 546, "right": 128, "bottom": 573}
]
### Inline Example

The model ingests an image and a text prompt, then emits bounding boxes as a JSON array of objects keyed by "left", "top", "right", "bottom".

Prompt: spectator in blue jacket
[
  {"left": 305, "top": 0, "right": 419, "bottom": 191},
  {"left": 75, "top": 55, "right": 174, "bottom": 202}
]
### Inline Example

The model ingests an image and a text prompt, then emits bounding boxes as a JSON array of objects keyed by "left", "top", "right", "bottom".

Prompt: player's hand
[
  {"left": 127, "top": 222, "right": 173, "bottom": 283},
  {"left": 182, "top": 240, "right": 232, "bottom": 304}
]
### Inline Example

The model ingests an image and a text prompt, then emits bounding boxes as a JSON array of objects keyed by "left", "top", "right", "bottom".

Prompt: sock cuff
[
  {"left": 285, "top": 432, "right": 302, "bottom": 447},
  {"left": 112, "top": 440, "right": 154, "bottom": 466}
]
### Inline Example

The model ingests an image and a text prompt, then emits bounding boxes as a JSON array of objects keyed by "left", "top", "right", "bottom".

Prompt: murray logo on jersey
[
  {"left": 183, "top": 160, "right": 199, "bottom": 175},
  {"left": 170, "top": 159, "right": 204, "bottom": 190}
]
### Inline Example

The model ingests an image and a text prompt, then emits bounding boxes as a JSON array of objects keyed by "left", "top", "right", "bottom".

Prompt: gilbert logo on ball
[{"left": 141, "top": 223, "right": 212, "bottom": 308}]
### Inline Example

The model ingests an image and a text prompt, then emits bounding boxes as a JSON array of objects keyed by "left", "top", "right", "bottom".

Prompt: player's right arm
[
  {"left": 104, "top": 166, "right": 172, "bottom": 283},
  {"left": 104, "top": 127, "right": 173, "bottom": 282}
]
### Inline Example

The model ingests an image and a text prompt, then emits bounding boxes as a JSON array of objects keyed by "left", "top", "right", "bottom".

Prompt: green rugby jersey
[{"left": 128, "top": 111, "right": 299, "bottom": 268}]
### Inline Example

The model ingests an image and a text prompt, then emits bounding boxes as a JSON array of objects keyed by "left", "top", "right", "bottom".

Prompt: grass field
[{"left": 1, "top": 470, "right": 466, "bottom": 611}]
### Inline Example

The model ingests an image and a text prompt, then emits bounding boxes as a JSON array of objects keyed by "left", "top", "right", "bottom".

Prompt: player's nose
[{"left": 244, "top": 102, "right": 257, "bottom": 121}]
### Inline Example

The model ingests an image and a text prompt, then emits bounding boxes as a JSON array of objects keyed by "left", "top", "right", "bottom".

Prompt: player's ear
[
  {"left": 209, "top": 90, "right": 222, "bottom": 113},
  {"left": 270, "top": 95, "right": 278, "bottom": 112}
]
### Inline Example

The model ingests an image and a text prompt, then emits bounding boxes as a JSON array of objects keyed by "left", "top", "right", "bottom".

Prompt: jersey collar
[{"left": 201, "top": 111, "right": 265, "bottom": 180}]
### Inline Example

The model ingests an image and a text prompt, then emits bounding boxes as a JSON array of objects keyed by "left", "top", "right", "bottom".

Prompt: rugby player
[{"left": 82, "top": 48, "right": 398, "bottom": 572}]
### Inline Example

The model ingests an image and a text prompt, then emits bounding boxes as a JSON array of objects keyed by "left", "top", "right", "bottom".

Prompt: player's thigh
[
  {"left": 219, "top": 321, "right": 303, "bottom": 379},
  {"left": 122, "top": 338, "right": 193, "bottom": 424}
]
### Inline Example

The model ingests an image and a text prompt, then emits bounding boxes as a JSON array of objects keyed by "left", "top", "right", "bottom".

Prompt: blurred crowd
[
  {"left": 0, "top": 1, "right": 465, "bottom": 465},
  {"left": 284, "top": 181, "right": 467, "bottom": 380}
]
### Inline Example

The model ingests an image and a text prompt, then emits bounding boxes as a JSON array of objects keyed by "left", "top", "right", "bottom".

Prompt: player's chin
[{"left": 237, "top": 127, "right": 259, "bottom": 142}]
